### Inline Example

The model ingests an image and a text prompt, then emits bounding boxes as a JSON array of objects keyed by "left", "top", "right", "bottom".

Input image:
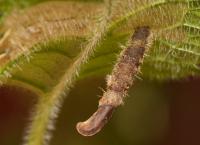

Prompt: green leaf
[
  {"left": 81, "top": 0, "right": 200, "bottom": 80},
  {"left": 0, "top": 1, "right": 106, "bottom": 145},
  {"left": 0, "top": 0, "right": 200, "bottom": 145}
]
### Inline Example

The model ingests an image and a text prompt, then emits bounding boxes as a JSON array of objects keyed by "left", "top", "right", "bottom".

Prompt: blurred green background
[{"left": 1, "top": 76, "right": 200, "bottom": 145}]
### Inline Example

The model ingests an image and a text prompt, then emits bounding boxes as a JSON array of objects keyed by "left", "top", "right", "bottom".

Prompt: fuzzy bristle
[{"left": 0, "top": 1, "right": 103, "bottom": 66}]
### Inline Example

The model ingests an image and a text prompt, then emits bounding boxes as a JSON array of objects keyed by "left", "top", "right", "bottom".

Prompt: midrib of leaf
[
  {"left": 0, "top": 0, "right": 199, "bottom": 92},
  {"left": 23, "top": 1, "right": 112, "bottom": 145},
  {"left": 1, "top": 0, "right": 199, "bottom": 93}
]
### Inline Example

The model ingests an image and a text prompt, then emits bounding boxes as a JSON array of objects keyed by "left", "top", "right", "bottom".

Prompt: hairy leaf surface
[{"left": 0, "top": 0, "right": 199, "bottom": 145}]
